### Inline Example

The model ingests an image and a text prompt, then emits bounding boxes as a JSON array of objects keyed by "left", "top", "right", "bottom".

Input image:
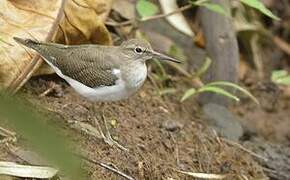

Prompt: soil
[
  {"left": 2, "top": 72, "right": 287, "bottom": 180},
  {"left": 1, "top": 22, "right": 289, "bottom": 179}
]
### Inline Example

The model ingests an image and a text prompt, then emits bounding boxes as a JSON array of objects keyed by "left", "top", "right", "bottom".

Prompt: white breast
[{"left": 124, "top": 62, "right": 147, "bottom": 89}]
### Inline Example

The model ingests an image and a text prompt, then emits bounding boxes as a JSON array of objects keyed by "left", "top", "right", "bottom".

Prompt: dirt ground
[
  {"left": 3, "top": 72, "right": 287, "bottom": 179},
  {"left": 1, "top": 0, "right": 290, "bottom": 179}
]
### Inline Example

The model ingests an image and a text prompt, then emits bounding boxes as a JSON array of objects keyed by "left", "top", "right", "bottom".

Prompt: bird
[{"left": 13, "top": 37, "right": 181, "bottom": 150}]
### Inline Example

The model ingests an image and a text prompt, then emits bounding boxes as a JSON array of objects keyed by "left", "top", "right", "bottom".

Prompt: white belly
[{"left": 66, "top": 77, "right": 131, "bottom": 101}]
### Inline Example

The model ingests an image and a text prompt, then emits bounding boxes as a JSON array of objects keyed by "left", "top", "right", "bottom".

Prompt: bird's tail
[{"left": 13, "top": 37, "right": 41, "bottom": 51}]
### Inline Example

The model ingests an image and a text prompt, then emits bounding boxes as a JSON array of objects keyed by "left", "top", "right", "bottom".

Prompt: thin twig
[
  {"left": 273, "top": 36, "right": 290, "bottom": 56},
  {"left": 106, "top": 4, "right": 192, "bottom": 27},
  {"left": 0, "top": 126, "right": 17, "bottom": 144},
  {"left": 142, "top": 4, "right": 192, "bottom": 21},
  {"left": 173, "top": 168, "right": 227, "bottom": 179},
  {"left": 39, "top": 82, "right": 56, "bottom": 97},
  {"left": 221, "top": 138, "right": 268, "bottom": 162},
  {"left": 76, "top": 153, "right": 135, "bottom": 180},
  {"left": 0, "top": 126, "right": 16, "bottom": 137}
]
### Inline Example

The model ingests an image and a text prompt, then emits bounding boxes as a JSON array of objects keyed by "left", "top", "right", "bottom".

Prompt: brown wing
[
  {"left": 61, "top": 62, "right": 118, "bottom": 88},
  {"left": 20, "top": 40, "right": 119, "bottom": 88}
]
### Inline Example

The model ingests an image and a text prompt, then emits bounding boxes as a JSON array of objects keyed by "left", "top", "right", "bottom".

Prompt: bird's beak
[{"left": 151, "top": 50, "right": 181, "bottom": 63}]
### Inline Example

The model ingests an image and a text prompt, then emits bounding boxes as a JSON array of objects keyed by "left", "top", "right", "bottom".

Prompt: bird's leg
[
  {"left": 91, "top": 104, "right": 106, "bottom": 139},
  {"left": 91, "top": 104, "right": 106, "bottom": 140},
  {"left": 93, "top": 103, "right": 128, "bottom": 151}
]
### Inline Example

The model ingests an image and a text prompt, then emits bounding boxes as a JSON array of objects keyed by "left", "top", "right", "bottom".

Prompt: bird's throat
[{"left": 122, "top": 62, "right": 147, "bottom": 89}]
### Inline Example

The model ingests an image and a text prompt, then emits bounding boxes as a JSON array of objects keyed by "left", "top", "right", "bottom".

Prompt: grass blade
[
  {"left": 0, "top": 93, "right": 84, "bottom": 179},
  {"left": 181, "top": 88, "right": 196, "bottom": 102},
  {"left": 240, "top": 0, "right": 280, "bottom": 20},
  {"left": 198, "top": 86, "right": 240, "bottom": 102},
  {"left": 206, "top": 81, "right": 259, "bottom": 105}
]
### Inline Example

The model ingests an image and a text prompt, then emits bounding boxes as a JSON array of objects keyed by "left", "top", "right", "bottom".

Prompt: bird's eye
[{"left": 134, "top": 47, "right": 143, "bottom": 54}]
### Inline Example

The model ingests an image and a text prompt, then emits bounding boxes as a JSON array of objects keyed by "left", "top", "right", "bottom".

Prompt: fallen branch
[
  {"left": 106, "top": 4, "right": 192, "bottom": 27},
  {"left": 173, "top": 168, "right": 227, "bottom": 179},
  {"left": 221, "top": 138, "right": 268, "bottom": 162},
  {"left": 273, "top": 36, "right": 290, "bottom": 56},
  {"left": 76, "top": 153, "right": 135, "bottom": 180}
]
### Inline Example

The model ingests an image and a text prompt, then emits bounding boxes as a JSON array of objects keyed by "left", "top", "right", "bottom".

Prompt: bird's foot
[
  {"left": 103, "top": 132, "right": 128, "bottom": 152},
  {"left": 93, "top": 115, "right": 128, "bottom": 152}
]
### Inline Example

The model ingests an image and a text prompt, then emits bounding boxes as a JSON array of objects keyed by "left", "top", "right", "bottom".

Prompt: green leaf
[
  {"left": 181, "top": 88, "right": 197, "bottom": 102},
  {"left": 271, "top": 70, "right": 290, "bottom": 86},
  {"left": 271, "top": 70, "right": 288, "bottom": 82},
  {"left": 240, "top": 0, "right": 280, "bottom": 20},
  {"left": 198, "top": 86, "right": 240, "bottom": 102},
  {"left": 152, "top": 59, "right": 168, "bottom": 79},
  {"left": 275, "top": 76, "right": 290, "bottom": 86},
  {"left": 192, "top": 0, "right": 229, "bottom": 16},
  {"left": 200, "top": 2, "right": 229, "bottom": 16},
  {"left": 0, "top": 93, "right": 83, "bottom": 179},
  {"left": 206, "top": 81, "right": 259, "bottom": 105},
  {"left": 194, "top": 57, "right": 212, "bottom": 78},
  {"left": 136, "top": 0, "right": 159, "bottom": 18}
]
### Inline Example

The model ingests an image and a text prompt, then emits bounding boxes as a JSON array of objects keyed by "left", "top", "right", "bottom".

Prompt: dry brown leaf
[
  {"left": 112, "top": 0, "right": 136, "bottom": 20},
  {"left": 0, "top": 0, "right": 113, "bottom": 92},
  {"left": 194, "top": 31, "right": 205, "bottom": 48},
  {"left": 53, "top": 0, "right": 113, "bottom": 45},
  {"left": 239, "top": 54, "right": 249, "bottom": 80},
  {"left": 0, "top": 0, "right": 62, "bottom": 90}
]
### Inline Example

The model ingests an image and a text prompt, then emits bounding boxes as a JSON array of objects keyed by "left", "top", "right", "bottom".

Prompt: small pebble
[{"left": 161, "top": 119, "right": 183, "bottom": 132}]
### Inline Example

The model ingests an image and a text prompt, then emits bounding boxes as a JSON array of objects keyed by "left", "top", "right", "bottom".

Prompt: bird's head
[{"left": 120, "top": 39, "right": 181, "bottom": 63}]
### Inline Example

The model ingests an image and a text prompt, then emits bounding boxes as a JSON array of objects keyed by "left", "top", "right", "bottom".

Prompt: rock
[
  {"left": 161, "top": 119, "right": 183, "bottom": 132},
  {"left": 244, "top": 138, "right": 290, "bottom": 180},
  {"left": 203, "top": 103, "right": 244, "bottom": 141}
]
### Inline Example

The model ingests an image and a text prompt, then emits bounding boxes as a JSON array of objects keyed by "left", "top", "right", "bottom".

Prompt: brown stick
[
  {"left": 76, "top": 153, "right": 135, "bottom": 180},
  {"left": 273, "top": 36, "right": 290, "bottom": 56},
  {"left": 106, "top": 4, "right": 192, "bottom": 27}
]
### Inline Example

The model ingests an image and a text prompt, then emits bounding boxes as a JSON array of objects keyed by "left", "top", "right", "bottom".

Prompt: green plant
[
  {"left": 240, "top": 0, "right": 280, "bottom": 20},
  {"left": 136, "top": 0, "right": 159, "bottom": 18},
  {"left": 181, "top": 56, "right": 259, "bottom": 104},
  {"left": 191, "top": 0, "right": 279, "bottom": 19},
  {"left": 0, "top": 93, "right": 84, "bottom": 179},
  {"left": 271, "top": 70, "right": 290, "bottom": 86},
  {"left": 136, "top": 0, "right": 279, "bottom": 20},
  {"left": 136, "top": 0, "right": 280, "bottom": 20},
  {"left": 181, "top": 81, "right": 259, "bottom": 104},
  {"left": 191, "top": 0, "right": 229, "bottom": 16}
]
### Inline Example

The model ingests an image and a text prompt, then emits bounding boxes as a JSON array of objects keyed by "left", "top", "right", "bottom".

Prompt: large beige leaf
[
  {"left": 0, "top": 0, "right": 113, "bottom": 93},
  {"left": 53, "top": 0, "right": 113, "bottom": 45},
  {"left": 0, "top": 0, "right": 63, "bottom": 90}
]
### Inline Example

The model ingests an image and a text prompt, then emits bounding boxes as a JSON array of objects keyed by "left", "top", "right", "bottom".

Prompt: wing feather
[{"left": 33, "top": 43, "right": 119, "bottom": 88}]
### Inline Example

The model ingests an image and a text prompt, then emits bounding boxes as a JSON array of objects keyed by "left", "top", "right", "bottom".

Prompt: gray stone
[
  {"left": 244, "top": 138, "right": 290, "bottom": 180},
  {"left": 203, "top": 103, "right": 244, "bottom": 141},
  {"left": 161, "top": 119, "right": 183, "bottom": 132}
]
